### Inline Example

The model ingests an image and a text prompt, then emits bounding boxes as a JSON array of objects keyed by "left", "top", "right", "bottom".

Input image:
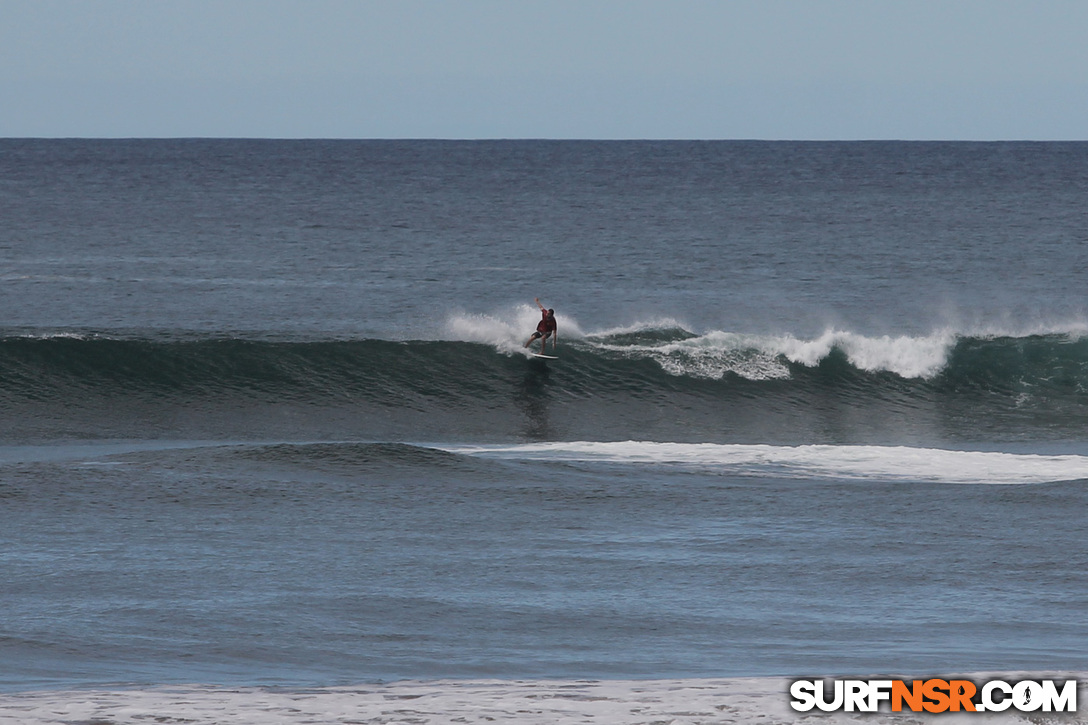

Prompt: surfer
[{"left": 524, "top": 298, "right": 558, "bottom": 353}]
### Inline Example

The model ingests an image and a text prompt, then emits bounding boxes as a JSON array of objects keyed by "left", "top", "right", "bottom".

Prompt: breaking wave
[{"left": 4, "top": 321, "right": 1088, "bottom": 443}]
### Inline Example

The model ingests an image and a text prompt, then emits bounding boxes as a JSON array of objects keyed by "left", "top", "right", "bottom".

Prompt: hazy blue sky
[{"left": 2, "top": 0, "right": 1087, "bottom": 139}]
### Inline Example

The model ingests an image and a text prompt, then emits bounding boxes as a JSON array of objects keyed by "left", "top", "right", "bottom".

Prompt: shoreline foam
[{"left": 2, "top": 675, "right": 1084, "bottom": 725}]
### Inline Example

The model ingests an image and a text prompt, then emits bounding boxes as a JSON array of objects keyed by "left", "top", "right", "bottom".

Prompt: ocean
[{"left": 1, "top": 139, "right": 1086, "bottom": 723}]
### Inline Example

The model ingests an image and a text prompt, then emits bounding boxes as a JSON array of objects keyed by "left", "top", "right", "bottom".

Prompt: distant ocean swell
[{"left": 3, "top": 329, "right": 1088, "bottom": 442}]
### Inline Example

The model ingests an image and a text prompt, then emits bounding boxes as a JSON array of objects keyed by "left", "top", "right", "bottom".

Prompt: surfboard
[{"left": 530, "top": 353, "right": 558, "bottom": 360}]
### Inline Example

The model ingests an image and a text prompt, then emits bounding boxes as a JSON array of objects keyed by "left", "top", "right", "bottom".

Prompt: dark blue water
[{"left": 1, "top": 140, "right": 1087, "bottom": 691}]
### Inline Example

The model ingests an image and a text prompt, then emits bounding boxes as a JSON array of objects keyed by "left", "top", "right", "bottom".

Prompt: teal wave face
[
  {"left": 2, "top": 333, "right": 1088, "bottom": 445},
  {"left": 938, "top": 334, "right": 1088, "bottom": 394}
]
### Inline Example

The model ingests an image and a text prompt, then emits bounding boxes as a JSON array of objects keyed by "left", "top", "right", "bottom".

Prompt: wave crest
[{"left": 582, "top": 326, "right": 955, "bottom": 380}]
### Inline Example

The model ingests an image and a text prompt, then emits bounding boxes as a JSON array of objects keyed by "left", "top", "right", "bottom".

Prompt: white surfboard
[{"left": 530, "top": 353, "right": 558, "bottom": 360}]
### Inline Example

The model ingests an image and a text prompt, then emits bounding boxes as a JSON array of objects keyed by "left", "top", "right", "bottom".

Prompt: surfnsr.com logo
[{"left": 789, "top": 678, "right": 1078, "bottom": 713}]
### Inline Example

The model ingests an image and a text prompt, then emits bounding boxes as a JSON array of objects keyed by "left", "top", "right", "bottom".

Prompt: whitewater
[
  {"left": 5, "top": 676, "right": 1086, "bottom": 725},
  {"left": 448, "top": 304, "right": 1088, "bottom": 381}
]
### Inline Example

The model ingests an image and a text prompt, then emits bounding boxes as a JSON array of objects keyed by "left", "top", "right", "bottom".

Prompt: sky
[{"left": 2, "top": 0, "right": 1087, "bottom": 140}]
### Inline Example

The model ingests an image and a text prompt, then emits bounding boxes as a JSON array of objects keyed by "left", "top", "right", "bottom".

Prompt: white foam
[
  {"left": 588, "top": 331, "right": 793, "bottom": 380},
  {"left": 444, "top": 312, "right": 1088, "bottom": 379},
  {"left": 5, "top": 331, "right": 95, "bottom": 340},
  {"left": 1, "top": 675, "right": 1079, "bottom": 724},
  {"left": 443, "top": 441, "right": 1088, "bottom": 485},
  {"left": 772, "top": 329, "right": 956, "bottom": 379},
  {"left": 446, "top": 305, "right": 584, "bottom": 355},
  {"left": 580, "top": 327, "right": 957, "bottom": 380}
]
